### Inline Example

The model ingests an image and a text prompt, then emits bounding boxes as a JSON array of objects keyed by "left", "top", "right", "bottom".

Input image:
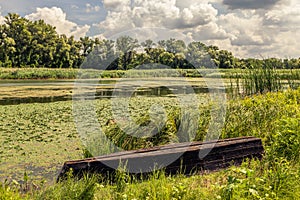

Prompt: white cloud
[
  {"left": 134, "top": 0, "right": 180, "bottom": 19},
  {"left": 250, "top": 0, "right": 300, "bottom": 57},
  {"left": 270, "top": 31, "right": 300, "bottom": 58},
  {"left": 191, "top": 22, "right": 229, "bottom": 41},
  {"left": 97, "top": 6, "right": 134, "bottom": 36},
  {"left": 176, "top": 0, "right": 222, "bottom": 9},
  {"left": 264, "top": 0, "right": 300, "bottom": 30},
  {"left": 218, "top": 12, "right": 268, "bottom": 46},
  {"left": 110, "top": 27, "right": 192, "bottom": 44},
  {"left": 97, "top": 0, "right": 219, "bottom": 37},
  {"left": 0, "top": 15, "right": 5, "bottom": 24},
  {"left": 171, "top": 3, "right": 218, "bottom": 29},
  {"left": 102, "top": 0, "right": 131, "bottom": 12},
  {"left": 132, "top": 1, "right": 219, "bottom": 30},
  {"left": 25, "top": 7, "right": 90, "bottom": 39},
  {"left": 86, "top": 4, "right": 101, "bottom": 13},
  {"left": 0, "top": 6, "right": 5, "bottom": 24},
  {"left": 71, "top": 5, "right": 79, "bottom": 9}
]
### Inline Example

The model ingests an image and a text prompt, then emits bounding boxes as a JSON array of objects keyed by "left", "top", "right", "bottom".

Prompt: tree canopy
[{"left": 0, "top": 13, "right": 299, "bottom": 69}]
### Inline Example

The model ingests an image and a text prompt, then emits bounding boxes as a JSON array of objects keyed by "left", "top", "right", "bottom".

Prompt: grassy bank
[
  {"left": 0, "top": 68, "right": 79, "bottom": 79},
  {"left": 1, "top": 67, "right": 300, "bottom": 80},
  {"left": 0, "top": 87, "right": 299, "bottom": 199},
  {"left": 0, "top": 67, "right": 223, "bottom": 79}
]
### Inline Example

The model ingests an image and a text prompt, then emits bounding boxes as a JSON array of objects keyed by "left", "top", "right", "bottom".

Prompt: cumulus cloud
[
  {"left": 97, "top": 0, "right": 220, "bottom": 37},
  {"left": 218, "top": 0, "right": 300, "bottom": 58},
  {"left": 223, "top": 0, "right": 282, "bottom": 10},
  {"left": 191, "top": 22, "right": 229, "bottom": 41},
  {"left": 257, "top": 0, "right": 300, "bottom": 57},
  {"left": 218, "top": 12, "right": 269, "bottom": 46},
  {"left": 264, "top": 0, "right": 300, "bottom": 29},
  {"left": 176, "top": 0, "right": 222, "bottom": 9},
  {"left": 86, "top": 4, "right": 101, "bottom": 13},
  {"left": 25, "top": 7, "right": 90, "bottom": 39},
  {"left": 270, "top": 31, "right": 300, "bottom": 58},
  {"left": 97, "top": 6, "right": 134, "bottom": 36},
  {"left": 173, "top": 3, "right": 218, "bottom": 29},
  {"left": 103, "top": 0, "right": 131, "bottom": 12}
]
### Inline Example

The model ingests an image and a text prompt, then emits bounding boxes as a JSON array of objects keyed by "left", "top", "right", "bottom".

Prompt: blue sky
[
  {"left": 0, "top": 0, "right": 106, "bottom": 26},
  {"left": 0, "top": 0, "right": 299, "bottom": 58}
]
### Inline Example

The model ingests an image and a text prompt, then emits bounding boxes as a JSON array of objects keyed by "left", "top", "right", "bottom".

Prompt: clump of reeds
[{"left": 229, "top": 60, "right": 284, "bottom": 97}]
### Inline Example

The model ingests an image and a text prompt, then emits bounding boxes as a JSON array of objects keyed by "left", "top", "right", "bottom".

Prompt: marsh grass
[
  {"left": 228, "top": 60, "right": 300, "bottom": 98},
  {"left": 82, "top": 96, "right": 211, "bottom": 157},
  {"left": 1, "top": 67, "right": 300, "bottom": 82},
  {"left": 0, "top": 68, "right": 79, "bottom": 79},
  {"left": 0, "top": 68, "right": 205, "bottom": 79}
]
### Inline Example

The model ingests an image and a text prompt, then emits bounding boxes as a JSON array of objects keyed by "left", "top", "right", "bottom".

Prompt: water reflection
[
  {"left": 0, "top": 78, "right": 227, "bottom": 105},
  {"left": 0, "top": 85, "right": 212, "bottom": 105},
  {"left": 95, "top": 86, "right": 209, "bottom": 98}
]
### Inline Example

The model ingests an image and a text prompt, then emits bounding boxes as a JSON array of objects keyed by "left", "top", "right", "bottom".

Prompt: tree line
[{"left": 1, "top": 13, "right": 300, "bottom": 69}]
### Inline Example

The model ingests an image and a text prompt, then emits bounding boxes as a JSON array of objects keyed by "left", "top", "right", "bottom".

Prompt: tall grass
[{"left": 228, "top": 60, "right": 300, "bottom": 97}]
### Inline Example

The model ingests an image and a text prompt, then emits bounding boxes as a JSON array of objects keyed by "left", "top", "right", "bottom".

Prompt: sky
[{"left": 0, "top": 0, "right": 299, "bottom": 58}]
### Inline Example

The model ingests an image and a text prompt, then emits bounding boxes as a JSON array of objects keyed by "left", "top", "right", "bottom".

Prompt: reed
[{"left": 228, "top": 60, "right": 300, "bottom": 98}]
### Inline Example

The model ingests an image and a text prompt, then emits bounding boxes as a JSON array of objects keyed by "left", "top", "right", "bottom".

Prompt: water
[{"left": 0, "top": 79, "right": 218, "bottom": 105}]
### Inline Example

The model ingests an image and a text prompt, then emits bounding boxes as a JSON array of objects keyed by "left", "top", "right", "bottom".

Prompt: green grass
[
  {"left": 0, "top": 68, "right": 79, "bottom": 79},
  {"left": 0, "top": 82, "right": 299, "bottom": 199},
  {"left": 1, "top": 67, "right": 300, "bottom": 81},
  {"left": 0, "top": 68, "right": 212, "bottom": 79},
  {"left": 2, "top": 159, "right": 300, "bottom": 199}
]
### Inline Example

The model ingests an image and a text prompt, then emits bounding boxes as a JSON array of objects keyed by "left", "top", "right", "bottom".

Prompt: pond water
[{"left": 0, "top": 78, "right": 226, "bottom": 105}]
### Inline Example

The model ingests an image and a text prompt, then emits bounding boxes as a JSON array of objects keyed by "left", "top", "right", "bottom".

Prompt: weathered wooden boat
[{"left": 57, "top": 136, "right": 264, "bottom": 181}]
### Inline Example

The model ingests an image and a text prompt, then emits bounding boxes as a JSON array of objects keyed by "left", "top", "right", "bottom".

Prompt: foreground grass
[
  {"left": 0, "top": 88, "right": 299, "bottom": 199},
  {"left": 2, "top": 159, "right": 300, "bottom": 199}
]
